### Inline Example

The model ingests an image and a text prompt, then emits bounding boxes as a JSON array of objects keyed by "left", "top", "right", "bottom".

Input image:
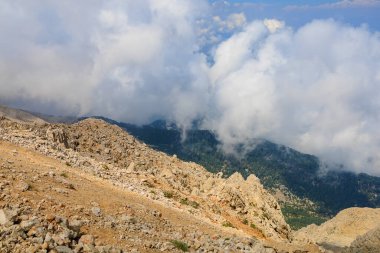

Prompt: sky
[{"left": 1, "top": 0, "right": 380, "bottom": 175}]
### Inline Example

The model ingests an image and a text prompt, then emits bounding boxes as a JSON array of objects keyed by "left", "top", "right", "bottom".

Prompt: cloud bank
[{"left": 1, "top": 1, "right": 380, "bottom": 175}]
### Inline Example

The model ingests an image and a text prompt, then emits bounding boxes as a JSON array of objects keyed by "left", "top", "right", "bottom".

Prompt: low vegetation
[
  {"left": 163, "top": 191, "right": 174, "bottom": 198},
  {"left": 180, "top": 198, "right": 200, "bottom": 209},
  {"left": 170, "top": 240, "right": 189, "bottom": 252},
  {"left": 281, "top": 204, "right": 328, "bottom": 230},
  {"left": 222, "top": 221, "right": 235, "bottom": 228}
]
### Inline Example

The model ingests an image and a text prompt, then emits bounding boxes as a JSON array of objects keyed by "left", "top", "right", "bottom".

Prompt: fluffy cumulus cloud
[
  {"left": 0, "top": 0, "right": 209, "bottom": 125},
  {"left": 1, "top": 1, "right": 380, "bottom": 175},
  {"left": 206, "top": 19, "right": 380, "bottom": 175}
]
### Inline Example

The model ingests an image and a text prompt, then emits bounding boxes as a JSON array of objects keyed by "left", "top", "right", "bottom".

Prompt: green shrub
[
  {"left": 222, "top": 221, "right": 235, "bottom": 228},
  {"left": 180, "top": 198, "right": 200, "bottom": 209},
  {"left": 163, "top": 191, "right": 174, "bottom": 198},
  {"left": 242, "top": 218, "right": 248, "bottom": 225},
  {"left": 170, "top": 240, "right": 189, "bottom": 252},
  {"left": 60, "top": 172, "right": 68, "bottom": 178}
]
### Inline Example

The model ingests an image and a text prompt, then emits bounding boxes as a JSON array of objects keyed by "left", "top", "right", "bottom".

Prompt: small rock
[
  {"left": 68, "top": 219, "right": 83, "bottom": 233},
  {"left": 16, "top": 181, "right": 30, "bottom": 191},
  {"left": 0, "top": 208, "right": 18, "bottom": 226},
  {"left": 79, "top": 234, "right": 95, "bottom": 246},
  {"left": 126, "top": 162, "right": 135, "bottom": 172},
  {"left": 20, "top": 218, "right": 38, "bottom": 231},
  {"left": 91, "top": 207, "right": 102, "bottom": 217},
  {"left": 55, "top": 246, "right": 73, "bottom": 253}
]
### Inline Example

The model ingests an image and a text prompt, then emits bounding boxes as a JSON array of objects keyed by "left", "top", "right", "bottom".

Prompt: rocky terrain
[
  {"left": 0, "top": 114, "right": 322, "bottom": 252},
  {"left": 0, "top": 105, "right": 46, "bottom": 124},
  {"left": 344, "top": 226, "right": 380, "bottom": 253},
  {"left": 295, "top": 208, "right": 380, "bottom": 252},
  {"left": 110, "top": 118, "right": 380, "bottom": 229},
  {"left": 1, "top": 108, "right": 380, "bottom": 252}
]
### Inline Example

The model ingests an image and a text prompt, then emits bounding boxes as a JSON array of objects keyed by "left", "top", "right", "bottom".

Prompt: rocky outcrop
[
  {"left": 343, "top": 225, "right": 380, "bottom": 253},
  {"left": 294, "top": 207, "right": 380, "bottom": 249},
  {"left": 201, "top": 172, "right": 289, "bottom": 239}
]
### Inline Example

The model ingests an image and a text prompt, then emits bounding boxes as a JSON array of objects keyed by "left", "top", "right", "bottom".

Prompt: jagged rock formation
[{"left": 294, "top": 207, "right": 380, "bottom": 250}]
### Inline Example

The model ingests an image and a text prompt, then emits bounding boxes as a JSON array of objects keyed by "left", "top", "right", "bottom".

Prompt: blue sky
[{"left": 209, "top": 0, "right": 380, "bottom": 30}]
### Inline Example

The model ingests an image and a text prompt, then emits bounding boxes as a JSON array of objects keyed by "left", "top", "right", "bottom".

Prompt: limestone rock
[
  {"left": 295, "top": 207, "right": 380, "bottom": 248},
  {"left": 91, "top": 207, "right": 102, "bottom": 217},
  {"left": 0, "top": 208, "right": 18, "bottom": 226},
  {"left": 344, "top": 225, "right": 380, "bottom": 253}
]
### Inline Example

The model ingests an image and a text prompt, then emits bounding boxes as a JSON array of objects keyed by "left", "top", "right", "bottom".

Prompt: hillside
[
  {"left": 2, "top": 106, "right": 380, "bottom": 252},
  {"left": 0, "top": 114, "right": 323, "bottom": 252},
  {"left": 0, "top": 105, "right": 46, "bottom": 124},
  {"left": 295, "top": 207, "right": 380, "bottom": 252},
  {"left": 92, "top": 118, "right": 380, "bottom": 229}
]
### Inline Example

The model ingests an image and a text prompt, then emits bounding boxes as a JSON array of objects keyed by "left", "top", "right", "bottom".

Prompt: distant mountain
[
  {"left": 0, "top": 104, "right": 46, "bottom": 124},
  {"left": 89, "top": 117, "right": 380, "bottom": 229}
]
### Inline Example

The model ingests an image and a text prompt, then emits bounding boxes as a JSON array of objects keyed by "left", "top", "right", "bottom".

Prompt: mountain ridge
[
  {"left": 1, "top": 105, "right": 380, "bottom": 252},
  {"left": 83, "top": 117, "right": 380, "bottom": 229}
]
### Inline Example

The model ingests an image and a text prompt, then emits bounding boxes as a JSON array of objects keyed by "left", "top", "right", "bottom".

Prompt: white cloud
[
  {"left": 263, "top": 19, "right": 285, "bottom": 33},
  {"left": 1, "top": 1, "right": 380, "bottom": 176},
  {"left": 205, "top": 19, "right": 380, "bottom": 175},
  {"left": 0, "top": 0, "right": 209, "bottom": 124},
  {"left": 213, "top": 13, "right": 247, "bottom": 32}
]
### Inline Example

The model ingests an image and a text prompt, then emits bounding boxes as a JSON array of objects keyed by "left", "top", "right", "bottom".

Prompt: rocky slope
[
  {"left": 294, "top": 207, "right": 380, "bottom": 250},
  {"left": 95, "top": 118, "right": 380, "bottom": 229},
  {"left": 344, "top": 225, "right": 380, "bottom": 253},
  {"left": 0, "top": 105, "right": 46, "bottom": 124},
  {"left": 0, "top": 115, "right": 322, "bottom": 252},
  {"left": 1, "top": 140, "right": 277, "bottom": 253}
]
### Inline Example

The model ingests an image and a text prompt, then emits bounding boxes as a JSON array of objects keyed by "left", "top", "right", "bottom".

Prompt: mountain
[
  {"left": 0, "top": 104, "right": 46, "bottom": 124},
  {"left": 1, "top": 105, "right": 380, "bottom": 252},
  {"left": 0, "top": 114, "right": 296, "bottom": 252},
  {"left": 90, "top": 118, "right": 380, "bottom": 229},
  {"left": 295, "top": 207, "right": 380, "bottom": 251}
]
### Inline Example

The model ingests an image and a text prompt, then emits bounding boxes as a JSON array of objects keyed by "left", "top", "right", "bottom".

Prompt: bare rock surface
[
  {"left": 343, "top": 225, "right": 380, "bottom": 253},
  {"left": 294, "top": 207, "right": 380, "bottom": 249}
]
